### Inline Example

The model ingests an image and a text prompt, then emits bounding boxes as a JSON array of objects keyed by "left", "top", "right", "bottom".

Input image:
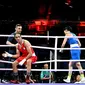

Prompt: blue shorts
[{"left": 70, "top": 46, "right": 81, "bottom": 60}]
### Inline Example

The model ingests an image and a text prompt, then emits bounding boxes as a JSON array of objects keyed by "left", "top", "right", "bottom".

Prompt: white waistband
[
  {"left": 70, "top": 44, "right": 79, "bottom": 48},
  {"left": 32, "top": 53, "right": 36, "bottom": 56}
]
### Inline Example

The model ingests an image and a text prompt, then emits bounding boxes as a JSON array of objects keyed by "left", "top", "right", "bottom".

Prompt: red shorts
[{"left": 16, "top": 56, "right": 37, "bottom": 65}]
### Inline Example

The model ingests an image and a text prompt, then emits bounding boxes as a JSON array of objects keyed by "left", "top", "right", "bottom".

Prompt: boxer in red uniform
[{"left": 2, "top": 33, "right": 37, "bottom": 83}]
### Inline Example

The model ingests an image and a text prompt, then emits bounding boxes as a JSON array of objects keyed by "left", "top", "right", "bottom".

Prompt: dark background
[{"left": 0, "top": 0, "right": 82, "bottom": 20}]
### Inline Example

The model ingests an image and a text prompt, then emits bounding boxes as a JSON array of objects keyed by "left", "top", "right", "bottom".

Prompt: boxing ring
[{"left": 0, "top": 35, "right": 85, "bottom": 85}]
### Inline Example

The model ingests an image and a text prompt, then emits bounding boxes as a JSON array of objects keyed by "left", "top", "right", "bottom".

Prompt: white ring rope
[
  {"left": 0, "top": 45, "right": 55, "bottom": 50},
  {"left": 32, "top": 46, "right": 55, "bottom": 50},
  {"left": 0, "top": 35, "right": 85, "bottom": 38},
  {"left": 0, "top": 59, "right": 85, "bottom": 65},
  {"left": 0, "top": 35, "right": 56, "bottom": 38},
  {"left": 0, "top": 68, "right": 85, "bottom": 71},
  {"left": 0, "top": 45, "right": 85, "bottom": 50},
  {"left": 0, "top": 59, "right": 55, "bottom": 64}
]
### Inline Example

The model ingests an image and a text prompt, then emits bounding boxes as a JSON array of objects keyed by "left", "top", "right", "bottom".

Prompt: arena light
[
  {"left": 79, "top": 21, "right": 85, "bottom": 26},
  {"left": 35, "top": 20, "right": 41, "bottom": 25}
]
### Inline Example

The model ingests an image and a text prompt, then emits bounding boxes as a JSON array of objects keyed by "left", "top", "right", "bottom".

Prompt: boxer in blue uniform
[
  {"left": 60, "top": 26, "right": 85, "bottom": 83},
  {"left": 68, "top": 33, "right": 80, "bottom": 60}
]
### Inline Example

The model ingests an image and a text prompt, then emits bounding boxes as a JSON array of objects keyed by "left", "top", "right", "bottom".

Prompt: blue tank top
[{"left": 67, "top": 33, "right": 78, "bottom": 45}]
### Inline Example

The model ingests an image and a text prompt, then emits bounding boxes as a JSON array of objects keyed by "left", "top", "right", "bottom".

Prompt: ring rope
[
  {"left": 0, "top": 59, "right": 55, "bottom": 64},
  {"left": 0, "top": 59, "right": 85, "bottom": 65},
  {"left": 0, "top": 35, "right": 85, "bottom": 38},
  {"left": 0, "top": 45, "right": 85, "bottom": 50},
  {"left": 0, "top": 35, "right": 56, "bottom": 38},
  {"left": 0, "top": 68, "right": 85, "bottom": 71},
  {"left": 0, "top": 45, "right": 55, "bottom": 50}
]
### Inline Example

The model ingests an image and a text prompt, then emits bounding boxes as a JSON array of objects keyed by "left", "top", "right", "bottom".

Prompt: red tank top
[{"left": 18, "top": 42, "right": 34, "bottom": 56}]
